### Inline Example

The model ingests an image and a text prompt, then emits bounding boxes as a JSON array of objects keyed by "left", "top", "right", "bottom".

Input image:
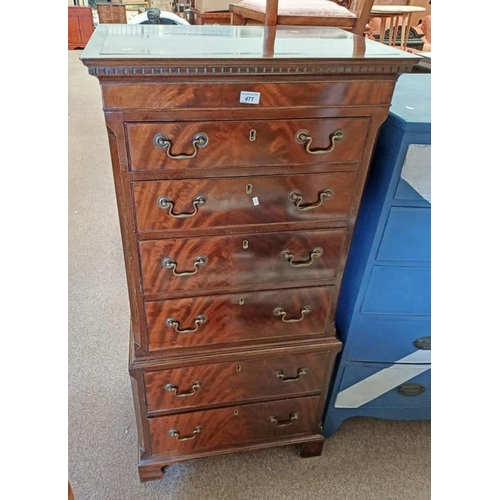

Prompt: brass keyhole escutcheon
[
  {"left": 249, "top": 129, "right": 257, "bottom": 141},
  {"left": 238, "top": 297, "right": 245, "bottom": 305},
  {"left": 236, "top": 365, "right": 242, "bottom": 372},
  {"left": 243, "top": 240, "right": 249, "bottom": 250},
  {"left": 234, "top": 409, "right": 239, "bottom": 415},
  {"left": 246, "top": 184, "right": 253, "bottom": 194}
]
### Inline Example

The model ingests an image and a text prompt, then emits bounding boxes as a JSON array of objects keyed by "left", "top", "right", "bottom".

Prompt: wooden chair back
[
  {"left": 230, "top": 0, "right": 375, "bottom": 36},
  {"left": 97, "top": 3, "right": 128, "bottom": 24}
]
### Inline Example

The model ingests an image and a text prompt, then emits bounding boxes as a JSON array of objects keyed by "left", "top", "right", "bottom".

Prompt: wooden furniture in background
[
  {"left": 68, "top": 6, "right": 94, "bottom": 49},
  {"left": 230, "top": 0, "right": 374, "bottom": 36},
  {"left": 192, "top": 9, "right": 232, "bottom": 24},
  {"left": 373, "top": 0, "right": 430, "bottom": 26},
  {"left": 324, "top": 74, "right": 431, "bottom": 434},
  {"left": 81, "top": 23, "right": 418, "bottom": 482},
  {"left": 369, "top": 4, "right": 426, "bottom": 49},
  {"left": 373, "top": 0, "right": 412, "bottom": 3},
  {"left": 97, "top": 3, "right": 128, "bottom": 23},
  {"left": 111, "top": 0, "right": 151, "bottom": 6}
]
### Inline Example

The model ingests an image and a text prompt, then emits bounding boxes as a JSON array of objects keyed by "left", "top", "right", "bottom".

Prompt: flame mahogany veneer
[{"left": 81, "top": 24, "right": 418, "bottom": 482}]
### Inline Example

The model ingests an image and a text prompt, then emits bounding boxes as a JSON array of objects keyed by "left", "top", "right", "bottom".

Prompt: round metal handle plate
[
  {"left": 288, "top": 189, "right": 333, "bottom": 211},
  {"left": 157, "top": 195, "right": 208, "bottom": 218},
  {"left": 281, "top": 248, "right": 323, "bottom": 268},
  {"left": 165, "top": 314, "right": 207, "bottom": 334},
  {"left": 269, "top": 412, "right": 299, "bottom": 427},
  {"left": 154, "top": 132, "right": 208, "bottom": 160},
  {"left": 413, "top": 336, "right": 431, "bottom": 350},
  {"left": 397, "top": 383, "right": 426, "bottom": 397},
  {"left": 273, "top": 305, "right": 311, "bottom": 323},
  {"left": 161, "top": 256, "right": 208, "bottom": 276},
  {"left": 168, "top": 425, "right": 202, "bottom": 441},
  {"left": 274, "top": 368, "right": 308, "bottom": 382},
  {"left": 295, "top": 129, "right": 344, "bottom": 155},
  {"left": 164, "top": 381, "right": 202, "bottom": 397}
]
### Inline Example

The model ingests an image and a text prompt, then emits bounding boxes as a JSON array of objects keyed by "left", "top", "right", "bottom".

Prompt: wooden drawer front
[
  {"left": 134, "top": 172, "right": 358, "bottom": 233},
  {"left": 335, "top": 363, "right": 431, "bottom": 409},
  {"left": 148, "top": 396, "right": 321, "bottom": 456},
  {"left": 126, "top": 118, "right": 370, "bottom": 171},
  {"left": 146, "top": 286, "right": 333, "bottom": 352},
  {"left": 139, "top": 229, "right": 347, "bottom": 294},
  {"left": 145, "top": 352, "right": 329, "bottom": 413},
  {"left": 103, "top": 81, "right": 394, "bottom": 110}
]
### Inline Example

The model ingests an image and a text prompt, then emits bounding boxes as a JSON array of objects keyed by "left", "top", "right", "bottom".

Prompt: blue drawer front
[
  {"left": 335, "top": 363, "right": 431, "bottom": 409},
  {"left": 345, "top": 316, "right": 430, "bottom": 363},
  {"left": 361, "top": 266, "right": 430, "bottom": 315},
  {"left": 377, "top": 207, "right": 430, "bottom": 262},
  {"left": 394, "top": 177, "right": 430, "bottom": 205},
  {"left": 393, "top": 143, "right": 431, "bottom": 205}
]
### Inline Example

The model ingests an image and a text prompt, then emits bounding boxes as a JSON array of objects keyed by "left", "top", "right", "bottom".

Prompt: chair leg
[{"left": 231, "top": 12, "right": 243, "bottom": 25}]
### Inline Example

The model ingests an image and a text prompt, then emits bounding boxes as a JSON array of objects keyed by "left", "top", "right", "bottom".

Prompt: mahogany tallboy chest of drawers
[{"left": 81, "top": 25, "right": 418, "bottom": 482}]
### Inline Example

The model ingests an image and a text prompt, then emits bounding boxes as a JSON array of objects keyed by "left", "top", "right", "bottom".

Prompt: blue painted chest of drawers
[{"left": 323, "top": 74, "right": 431, "bottom": 436}]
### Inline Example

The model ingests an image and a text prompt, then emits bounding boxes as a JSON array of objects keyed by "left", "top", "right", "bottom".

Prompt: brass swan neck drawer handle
[
  {"left": 281, "top": 248, "right": 323, "bottom": 268},
  {"left": 168, "top": 426, "right": 202, "bottom": 441},
  {"left": 164, "top": 381, "right": 202, "bottom": 397},
  {"left": 154, "top": 132, "right": 208, "bottom": 160},
  {"left": 161, "top": 256, "right": 208, "bottom": 276},
  {"left": 273, "top": 306, "right": 311, "bottom": 323},
  {"left": 288, "top": 189, "right": 333, "bottom": 211},
  {"left": 157, "top": 195, "right": 208, "bottom": 219},
  {"left": 274, "top": 368, "right": 308, "bottom": 382},
  {"left": 165, "top": 315, "right": 207, "bottom": 334},
  {"left": 269, "top": 412, "right": 299, "bottom": 427},
  {"left": 296, "top": 129, "right": 343, "bottom": 155}
]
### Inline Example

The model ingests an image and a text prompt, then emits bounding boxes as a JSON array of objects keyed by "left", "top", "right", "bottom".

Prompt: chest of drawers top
[{"left": 81, "top": 25, "right": 418, "bottom": 87}]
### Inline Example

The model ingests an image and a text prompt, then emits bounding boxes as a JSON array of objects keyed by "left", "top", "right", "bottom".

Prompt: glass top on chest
[{"left": 81, "top": 24, "right": 420, "bottom": 62}]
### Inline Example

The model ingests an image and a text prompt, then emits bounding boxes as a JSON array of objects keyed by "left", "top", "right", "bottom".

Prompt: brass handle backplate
[
  {"left": 413, "top": 336, "right": 431, "bottom": 350},
  {"left": 273, "top": 306, "right": 311, "bottom": 323},
  {"left": 296, "top": 129, "right": 343, "bottom": 155},
  {"left": 168, "top": 425, "right": 202, "bottom": 441},
  {"left": 281, "top": 248, "right": 323, "bottom": 268},
  {"left": 157, "top": 195, "right": 208, "bottom": 219},
  {"left": 397, "top": 384, "right": 426, "bottom": 397},
  {"left": 165, "top": 315, "right": 207, "bottom": 334},
  {"left": 274, "top": 368, "right": 308, "bottom": 382},
  {"left": 288, "top": 189, "right": 333, "bottom": 211},
  {"left": 161, "top": 256, "right": 208, "bottom": 276},
  {"left": 154, "top": 132, "right": 208, "bottom": 160},
  {"left": 164, "top": 381, "right": 202, "bottom": 397},
  {"left": 269, "top": 412, "right": 299, "bottom": 427}
]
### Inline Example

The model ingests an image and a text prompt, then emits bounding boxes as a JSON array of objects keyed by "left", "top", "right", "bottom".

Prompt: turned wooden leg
[
  {"left": 299, "top": 440, "right": 325, "bottom": 458},
  {"left": 138, "top": 463, "right": 166, "bottom": 482}
]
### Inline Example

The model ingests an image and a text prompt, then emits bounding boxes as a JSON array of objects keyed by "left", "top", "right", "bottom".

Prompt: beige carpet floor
[{"left": 68, "top": 49, "right": 431, "bottom": 500}]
